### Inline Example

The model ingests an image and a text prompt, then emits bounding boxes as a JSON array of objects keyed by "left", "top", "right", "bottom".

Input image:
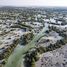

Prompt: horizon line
[{"left": 1, "top": 5, "right": 67, "bottom": 8}]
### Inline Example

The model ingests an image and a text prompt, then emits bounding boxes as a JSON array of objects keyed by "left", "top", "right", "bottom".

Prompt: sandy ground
[{"left": 35, "top": 44, "right": 67, "bottom": 67}]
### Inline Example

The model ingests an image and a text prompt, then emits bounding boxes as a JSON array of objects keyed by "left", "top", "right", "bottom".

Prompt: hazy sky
[{"left": 0, "top": 0, "right": 67, "bottom": 7}]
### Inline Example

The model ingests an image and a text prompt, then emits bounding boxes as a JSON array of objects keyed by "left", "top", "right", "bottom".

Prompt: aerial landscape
[
  {"left": 0, "top": 0, "right": 67, "bottom": 67},
  {"left": 0, "top": 6, "right": 67, "bottom": 67}
]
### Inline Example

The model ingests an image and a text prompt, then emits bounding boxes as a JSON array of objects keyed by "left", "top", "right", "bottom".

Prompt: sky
[{"left": 0, "top": 0, "right": 67, "bottom": 7}]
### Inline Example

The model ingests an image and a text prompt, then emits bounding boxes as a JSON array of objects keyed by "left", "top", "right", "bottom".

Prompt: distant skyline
[{"left": 0, "top": 0, "right": 67, "bottom": 7}]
